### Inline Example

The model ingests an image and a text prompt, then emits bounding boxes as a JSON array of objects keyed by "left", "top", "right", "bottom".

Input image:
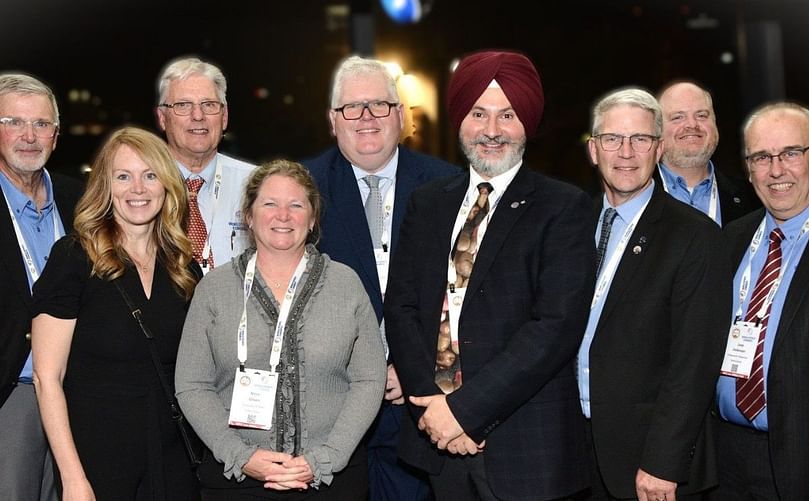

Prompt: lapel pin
[
  {"left": 510, "top": 201, "right": 519, "bottom": 208},
  {"left": 639, "top": 236, "right": 647, "bottom": 244},
  {"left": 633, "top": 245, "right": 642, "bottom": 255}
]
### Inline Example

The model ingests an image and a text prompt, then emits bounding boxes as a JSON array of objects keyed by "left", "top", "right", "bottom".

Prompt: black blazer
[
  {"left": 724, "top": 208, "right": 809, "bottom": 499},
  {"left": 0, "top": 172, "right": 82, "bottom": 405},
  {"left": 304, "top": 145, "right": 458, "bottom": 322},
  {"left": 653, "top": 165, "right": 760, "bottom": 225},
  {"left": 588, "top": 184, "right": 731, "bottom": 497},
  {"left": 385, "top": 166, "right": 596, "bottom": 500}
]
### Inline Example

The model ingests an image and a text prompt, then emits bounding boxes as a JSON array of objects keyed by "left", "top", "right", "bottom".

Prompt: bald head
[{"left": 658, "top": 82, "right": 718, "bottom": 174}]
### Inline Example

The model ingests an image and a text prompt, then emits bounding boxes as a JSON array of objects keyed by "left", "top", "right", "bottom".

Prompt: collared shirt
[
  {"left": 657, "top": 161, "right": 722, "bottom": 226},
  {"left": 178, "top": 152, "right": 256, "bottom": 266},
  {"left": 352, "top": 147, "right": 399, "bottom": 252},
  {"left": 717, "top": 204, "right": 809, "bottom": 430},
  {"left": 449, "top": 161, "right": 522, "bottom": 251},
  {"left": 578, "top": 181, "right": 655, "bottom": 418},
  {"left": 0, "top": 169, "right": 65, "bottom": 382}
]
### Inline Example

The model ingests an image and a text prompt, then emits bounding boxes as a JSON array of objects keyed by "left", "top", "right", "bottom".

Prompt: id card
[
  {"left": 228, "top": 368, "right": 278, "bottom": 430},
  {"left": 374, "top": 248, "right": 390, "bottom": 295},
  {"left": 719, "top": 321, "right": 762, "bottom": 379}
]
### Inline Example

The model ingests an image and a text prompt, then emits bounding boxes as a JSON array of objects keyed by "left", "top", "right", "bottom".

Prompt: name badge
[
  {"left": 228, "top": 368, "right": 278, "bottom": 430},
  {"left": 719, "top": 321, "right": 762, "bottom": 379},
  {"left": 374, "top": 248, "right": 390, "bottom": 295},
  {"left": 447, "top": 286, "right": 466, "bottom": 345}
]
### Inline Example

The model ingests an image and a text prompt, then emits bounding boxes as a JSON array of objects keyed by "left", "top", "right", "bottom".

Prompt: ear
[
  {"left": 328, "top": 110, "right": 337, "bottom": 137},
  {"left": 156, "top": 107, "right": 167, "bottom": 132},
  {"left": 654, "top": 138, "right": 664, "bottom": 163},
  {"left": 222, "top": 105, "right": 229, "bottom": 132},
  {"left": 587, "top": 138, "right": 598, "bottom": 165}
]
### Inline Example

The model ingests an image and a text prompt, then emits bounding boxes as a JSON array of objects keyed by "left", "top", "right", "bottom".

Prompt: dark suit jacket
[
  {"left": 0, "top": 172, "right": 83, "bottom": 405},
  {"left": 724, "top": 208, "right": 809, "bottom": 499},
  {"left": 304, "top": 145, "right": 458, "bottom": 322},
  {"left": 385, "top": 166, "right": 596, "bottom": 500},
  {"left": 589, "top": 185, "right": 730, "bottom": 498},
  {"left": 653, "top": 165, "right": 761, "bottom": 225}
]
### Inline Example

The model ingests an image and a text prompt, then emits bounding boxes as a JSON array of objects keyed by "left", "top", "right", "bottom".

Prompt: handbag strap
[{"left": 113, "top": 279, "right": 183, "bottom": 419}]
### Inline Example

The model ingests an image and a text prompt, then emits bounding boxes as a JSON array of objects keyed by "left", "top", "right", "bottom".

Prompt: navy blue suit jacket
[
  {"left": 385, "top": 166, "right": 596, "bottom": 500},
  {"left": 304, "top": 145, "right": 458, "bottom": 322}
]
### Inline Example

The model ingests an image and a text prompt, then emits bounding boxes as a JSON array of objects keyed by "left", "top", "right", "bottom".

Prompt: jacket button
[{"left": 25, "top": 332, "right": 31, "bottom": 341}]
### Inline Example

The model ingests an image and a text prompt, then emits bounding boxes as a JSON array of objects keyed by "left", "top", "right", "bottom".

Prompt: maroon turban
[{"left": 447, "top": 50, "right": 545, "bottom": 136}]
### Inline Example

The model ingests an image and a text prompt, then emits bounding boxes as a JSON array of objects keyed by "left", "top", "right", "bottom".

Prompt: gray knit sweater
[{"left": 175, "top": 248, "right": 385, "bottom": 486}]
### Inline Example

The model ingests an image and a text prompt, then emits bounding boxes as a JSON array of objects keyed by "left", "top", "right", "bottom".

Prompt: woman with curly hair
[{"left": 31, "top": 126, "right": 201, "bottom": 500}]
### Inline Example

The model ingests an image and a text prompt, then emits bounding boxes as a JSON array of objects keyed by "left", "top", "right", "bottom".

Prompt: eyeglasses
[
  {"left": 746, "top": 146, "right": 809, "bottom": 171},
  {"left": 592, "top": 133, "right": 659, "bottom": 153},
  {"left": 0, "top": 117, "right": 59, "bottom": 139},
  {"left": 333, "top": 101, "right": 398, "bottom": 120},
  {"left": 159, "top": 101, "right": 224, "bottom": 116}
]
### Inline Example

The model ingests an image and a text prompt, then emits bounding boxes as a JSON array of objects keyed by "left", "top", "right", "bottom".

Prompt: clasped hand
[
  {"left": 244, "top": 449, "right": 314, "bottom": 491},
  {"left": 409, "top": 394, "right": 485, "bottom": 455}
]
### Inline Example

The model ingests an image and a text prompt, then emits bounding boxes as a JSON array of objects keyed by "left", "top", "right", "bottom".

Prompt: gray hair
[
  {"left": 329, "top": 55, "right": 399, "bottom": 108},
  {"left": 742, "top": 102, "right": 809, "bottom": 141},
  {"left": 157, "top": 57, "right": 227, "bottom": 105},
  {"left": 591, "top": 87, "right": 662, "bottom": 136},
  {"left": 0, "top": 73, "right": 59, "bottom": 123}
]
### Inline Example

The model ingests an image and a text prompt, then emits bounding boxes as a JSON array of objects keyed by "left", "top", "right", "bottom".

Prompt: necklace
[{"left": 129, "top": 249, "right": 156, "bottom": 273}]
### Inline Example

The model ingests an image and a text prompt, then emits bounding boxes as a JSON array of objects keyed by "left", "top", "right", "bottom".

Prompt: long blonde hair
[{"left": 74, "top": 126, "right": 197, "bottom": 298}]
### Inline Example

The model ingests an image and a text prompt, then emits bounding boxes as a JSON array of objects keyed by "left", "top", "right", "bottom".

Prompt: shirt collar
[
  {"left": 468, "top": 160, "right": 523, "bottom": 198},
  {"left": 178, "top": 154, "right": 218, "bottom": 185},
  {"left": 658, "top": 161, "right": 715, "bottom": 190},
  {"left": 352, "top": 147, "right": 399, "bottom": 182},
  {"left": 604, "top": 179, "right": 655, "bottom": 223},
  {"left": 0, "top": 168, "right": 55, "bottom": 214},
  {"left": 768, "top": 203, "right": 809, "bottom": 237}
]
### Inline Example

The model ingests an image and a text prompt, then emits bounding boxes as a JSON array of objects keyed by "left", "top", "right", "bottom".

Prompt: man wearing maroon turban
[{"left": 385, "top": 50, "right": 596, "bottom": 500}]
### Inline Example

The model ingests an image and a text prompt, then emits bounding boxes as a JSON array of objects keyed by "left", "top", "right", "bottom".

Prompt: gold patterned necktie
[{"left": 185, "top": 178, "right": 214, "bottom": 268}]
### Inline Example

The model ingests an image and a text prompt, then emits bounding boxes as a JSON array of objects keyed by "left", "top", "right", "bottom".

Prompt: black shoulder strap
[{"left": 113, "top": 279, "right": 183, "bottom": 418}]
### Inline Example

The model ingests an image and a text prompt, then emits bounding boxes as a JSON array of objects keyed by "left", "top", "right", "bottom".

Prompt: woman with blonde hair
[{"left": 32, "top": 126, "right": 201, "bottom": 500}]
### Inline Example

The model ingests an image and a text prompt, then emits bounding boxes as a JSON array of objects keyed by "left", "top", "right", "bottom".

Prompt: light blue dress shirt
[
  {"left": 0, "top": 170, "right": 65, "bottom": 382},
  {"left": 658, "top": 161, "right": 722, "bottom": 226},
  {"left": 717, "top": 204, "right": 809, "bottom": 430},
  {"left": 578, "top": 182, "right": 655, "bottom": 418}
]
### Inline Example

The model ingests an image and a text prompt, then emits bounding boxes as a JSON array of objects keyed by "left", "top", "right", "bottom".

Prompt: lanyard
[
  {"left": 237, "top": 251, "right": 308, "bottom": 374},
  {"left": 590, "top": 198, "right": 651, "bottom": 309},
  {"left": 658, "top": 166, "right": 719, "bottom": 223},
  {"left": 735, "top": 216, "right": 809, "bottom": 320},
  {"left": 198, "top": 159, "right": 223, "bottom": 265},
  {"left": 1, "top": 171, "right": 63, "bottom": 284}
]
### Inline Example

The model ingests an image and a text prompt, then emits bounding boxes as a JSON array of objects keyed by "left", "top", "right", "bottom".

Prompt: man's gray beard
[
  {"left": 462, "top": 137, "right": 526, "bottom": 178},
  {"left": 662, "top": 145, "right": 714, "bottom": 171}
]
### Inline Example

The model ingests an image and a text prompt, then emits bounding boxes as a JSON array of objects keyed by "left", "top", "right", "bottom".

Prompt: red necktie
[
  {"left": 736, "top": 227, "right": 785, "bottom": 421},
  {"left": 185, "top": 178, "right": 214, "bottom": 268}
]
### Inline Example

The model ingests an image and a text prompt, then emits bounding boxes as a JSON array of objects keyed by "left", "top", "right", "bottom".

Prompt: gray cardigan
[{"left": 175, "top": 249, "right": 385, "bottom": 486}]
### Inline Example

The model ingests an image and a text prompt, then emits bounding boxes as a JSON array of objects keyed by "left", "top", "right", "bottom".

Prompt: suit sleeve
[
  {"left": 447, "top": 190, "right": 596, "bottom": 442},
  {"left": 639, "top": 222, "right": 730, "bottom": 481}
]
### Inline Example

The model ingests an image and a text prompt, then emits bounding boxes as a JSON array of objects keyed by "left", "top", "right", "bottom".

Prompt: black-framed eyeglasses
[
  {"left": 592, "top": 133, "right": 659, "bottom": 153},
  {"left": 0, "top": 117, "right": 59, "bottom": 139},
  {"left": 745, "top": 146, "right": 809, "bottom": 171},
  {"left": 332, "top": 101, "right": 398, "bottom": 120},
  {"left": 159, "top": 101, "right": 224, "bottom": 116}
]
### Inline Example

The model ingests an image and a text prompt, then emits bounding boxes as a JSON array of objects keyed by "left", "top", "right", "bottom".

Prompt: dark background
[{"left": 2, "top": 0, "right": 807, "bottom": 193}]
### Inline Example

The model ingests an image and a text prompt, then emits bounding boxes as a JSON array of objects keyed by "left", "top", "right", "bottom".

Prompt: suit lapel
[
  {"left": 391, "top": 147, "right": 420, "bottom": 255},
  {"left": 0, "top": 184, "right": 34, "bottom": 309},
  {"left": 464, "top": 168, "right": 534, "bottom": 299},
  {"left": 326, "top": 155, "right": 381, "bottom": 297},
  {"left": 597, "top": 187, "right": 664, "bottom": 327}
]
